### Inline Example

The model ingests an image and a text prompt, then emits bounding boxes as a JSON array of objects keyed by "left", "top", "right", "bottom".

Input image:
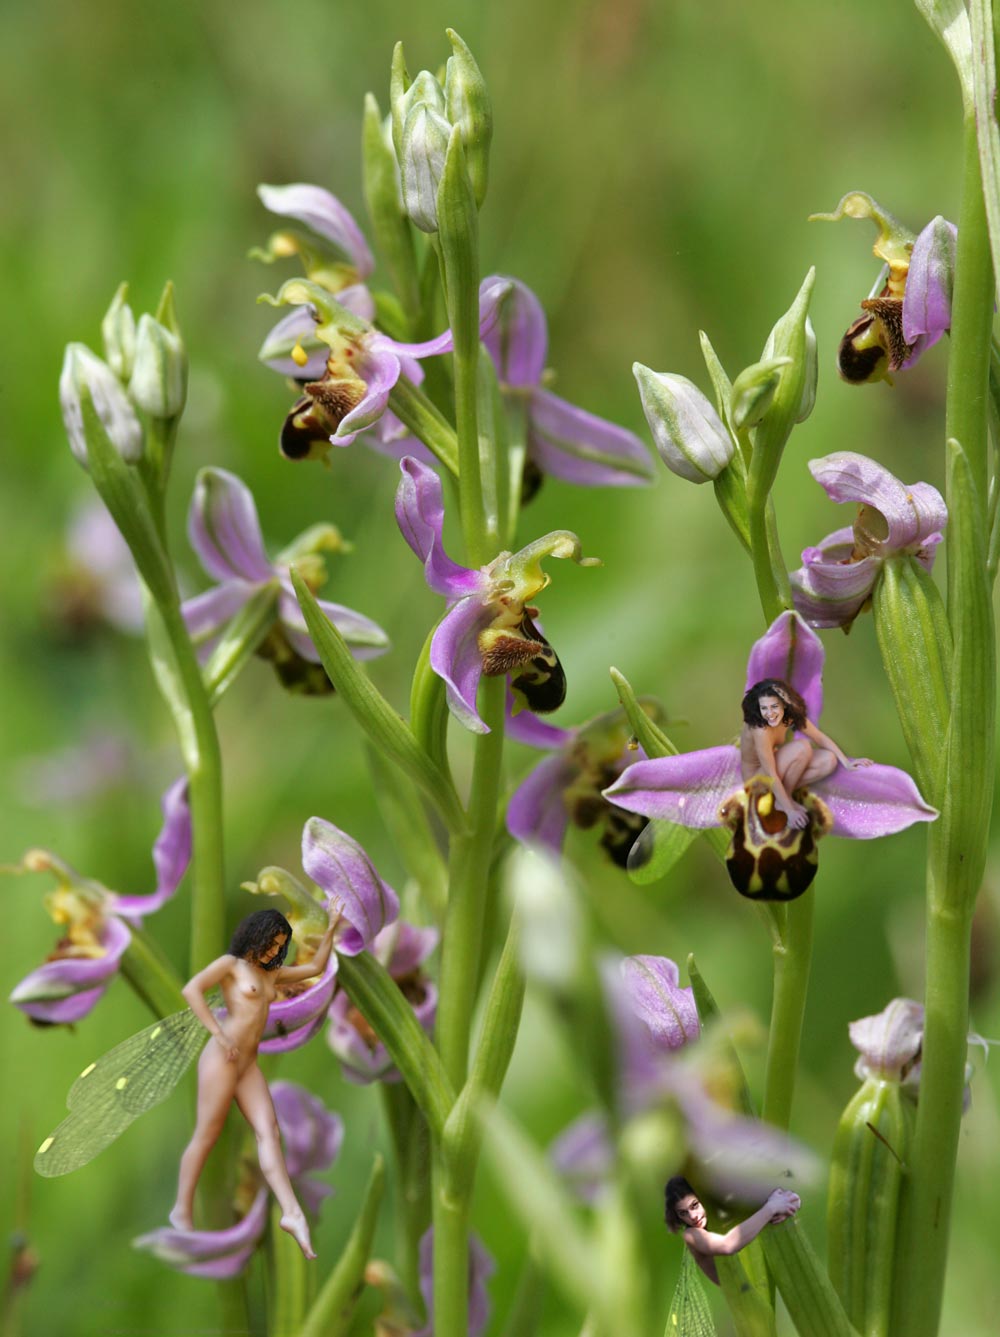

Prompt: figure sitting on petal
[{"left": 740, "top": 678, "right": 872, "bottom": 830}]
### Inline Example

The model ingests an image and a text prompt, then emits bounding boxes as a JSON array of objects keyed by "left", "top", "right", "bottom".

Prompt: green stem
[
  {"left": 945, "top": 119, "right": 995, "bottom": 510},
  {"left": 435, "top": 676, "right": 506, "bottom": 1088},
  {"left": 747, "top": 482, "right": 787, "bottom": 624},
  {"left": 761, "top": 889, "right": 814, "bottom": 1129},
  {"left": 268, "top": 1201, "right": 309, "bottom": 1337},
  {"left": 892, "top": 110, "right": 995, "bottom": 1337},
  {"left": 431, "top": 1155, "right": 471, "bottom": 1337},
  {"left": 299, "top": 1156, "right": 385, "bottom": 1337},
  {"left": 144, "top": 593, "right": 226, "bottom": 971},
  {"left": 118, "top": 926, "right": 186, "bottom": 1018},
  {"left": 381, "top": 1083, "right": 430, "bottom": 1301}
]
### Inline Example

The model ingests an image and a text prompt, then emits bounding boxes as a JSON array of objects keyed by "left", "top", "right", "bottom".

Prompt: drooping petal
[
  {"left": 790, "top": 528, "right": 881, "bottom": 628},
  {"left": 112, "top": 778, "right": 191, "bottom": 920},
  {"left": 301, "top": 817, "right": 399, "bottom": 955},
  {"left": 330, "top": 342, "right": 402, "bottom": 445},
  {"left": 380, "top": 276, "right": 510, "bottom": 363},
  {"left": 258, "top": 307, "right": 330, "bottom": 380},
  {"left": 181, "top": 581, "right": 260, "bottom": 661},
  {"left": 549, "top": 1111, "right": 614, "bottom": 1205},
  {"left": 373, "top": 920, "right": 439, "bottom": 977},
  {"left": 744, "top": 611, "right": 824, "bottom": 721},
  {"left": 813, "top": 763, "right": 937, "bottom": 838},
  {"left": 271, "top": 1080, "right": 344, "bottom": 1180},
  {"left": 849, "top": 998, "right": 924, "bottom": 1081},
  {"left": 395, "top": 457, "right": 486, "bottom": 597},
  {"left": 260, "top": 959, "right": 338, "bottom": 1054},
  {"left": 10, "top": 915, "right": 132, "bottom": 1022},
  {"left": 676, "top": 1082, "right": 820, "bottom": 1198},
  {"left": 257, "top": 183, "right": 375, "bottom": 278},
  {"left": 620, "top": 956, "right": 700, "bottom": 1052},
  {"left": 808, "top": 453, "right": 948, "bottom": 555},
  {"left": 902, "top": 216, "right": 957, "bottom": 347},
  {"left": 188, "top": 468, "right": 275, "bottom": 584},
  {"left": 416, "top": 1227, "right": 495, "bottom": 1337},
  {"left": 527, "top": 388, "right": 654, "bottom": 487},
  {"left": 133, "top": 1189, "right": 268, "bottom": 1274},
  {"left": 506, "top": 753, "right": 575, "bottom": 854},
  {"left": 481, "top": 275, "right": 548, "bottom": 386},
  {"left": 603, "top": 746, "right": 742, "bottom": 828},
  {"left": 505, "top": 693, "right": 574, "bottom": 747},
  {"left": 278, "top": 586, "right": 390, "bottom": 661},
  {"left": 430, "top": 595, "right": 495, "bottom": 734},
  {"left": 326, "top": 982, "right": 437, "bottom": 1084}
]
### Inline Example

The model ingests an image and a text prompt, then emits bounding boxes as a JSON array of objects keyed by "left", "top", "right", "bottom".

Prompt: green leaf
[
  {"left": 291, "top": 569, "right": 467, "bottom": 834},
  {"left": 336, "top": 952, "right": 455, "bottom": 1140},
  {"left": 762, "top": 1220, "right": 861, "bottom": 1337},
  {"left": 873, "top": 556, "right": 952, "bottom": 804},
  {"left": 362, "top": 92, "right": 421, "bottom": 319},
  {"left": 298, "top": 1156, "right": 385, "bottom": 1337}
]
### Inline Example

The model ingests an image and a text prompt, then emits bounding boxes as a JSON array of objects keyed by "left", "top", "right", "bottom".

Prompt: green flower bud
[
  {"left": 828, "top": 1000, "right": 919, "bottom": 1337},
  {"left": 444, "top": 28, "right": 492, "bottom": 208},
  {"left": 128, "top": 313, "right": 187, "bottom": 420},
  {"left": 633, "top": 364, "right": 735, "bottom": 483},
  {"left": 400, "top": 97, "right": 451, "bottom": 233},
  {"left": 59, "top": 344, "right": 144, "bottom": 470},
  {"left": 101, "top": 282, "right": 136, "bottom": 382},
  {"left": 730, "top": 356, "right": 791, "bottom": 431}
]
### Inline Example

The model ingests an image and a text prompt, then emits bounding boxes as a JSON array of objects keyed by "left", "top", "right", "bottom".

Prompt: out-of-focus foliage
[{"left": 1, "top": 1, "right": 997, "bottom": 1334}]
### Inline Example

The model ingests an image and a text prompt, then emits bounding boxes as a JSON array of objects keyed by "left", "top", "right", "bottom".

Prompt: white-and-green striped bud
[
  {"left": 633, "top": 364, "right": 735, "bottom": 483},
  {"left": 101, "top": 282, "right": 136, "bottom": 383},
  {"left": 128, "top": 313, "right": 187, "bottom": 421},
  {"left": 59, "top": 344, "right": 144, "bottom": 471}
]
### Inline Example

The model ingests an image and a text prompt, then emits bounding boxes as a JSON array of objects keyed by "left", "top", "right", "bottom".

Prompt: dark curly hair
[
  {"left": 229, "top": 909, "right": 292, "bottom": 970},
  {"left": 741, "top": 678, "right": 808, "bottom": 731},
  {"left": 664, "top": 1175, "right": 698, "bottom": 1232}
]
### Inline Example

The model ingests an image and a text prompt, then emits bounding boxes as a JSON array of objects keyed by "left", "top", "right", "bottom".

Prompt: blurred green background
[{"left": 2, "top": 0, "right": 998, "bottom": 1333}]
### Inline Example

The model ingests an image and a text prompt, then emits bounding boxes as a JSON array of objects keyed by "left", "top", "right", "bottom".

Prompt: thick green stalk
[
  {"left": 381, "top": 1083, "right": 431, "bottom": 1301},
  {"left": 761, "top": 890, "right": 815, "bottom": 1129},
  {"left": 945, "top": 121, "right": 995, "bottom": 507},
  {"left": 747, "top": 483, "right": 786, "bottom": 625},
  {"left": 892, "top": 113, "right": 996, "bottom": 1337},
  {"left": 143, "top": 593, "right": 226, "bottom": 970},
  {"left": 435, "top": 676, "right": 506, "bottom": 1089},
  {"left": 298, "top": 1156, "right": 385, "bottom": 1337},
  {"left": 118, "top": 926, "right": 186, "bottom": 1018}
]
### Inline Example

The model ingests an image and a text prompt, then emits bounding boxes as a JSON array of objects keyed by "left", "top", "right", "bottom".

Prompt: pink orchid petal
[
  {"left": 528, "top": 389, "right": 654, "bottom": 487},
  {"left": 301, "top": 818, "right": 399, "bottom": 955},
  {"left": 395, "top": 457, "right": 486, "bottom": 597},
  {"left": 257, "top": 183, "right": 374, "bottom": 277},
  {"left": 506, "top": 753, "right": 576, "bottom": 854},
  {"left": 481, "top": 275, "right": 548, "bottom": 386},
  {"left": 603, "top": 746, "right": 742, "bottom": 827},
  {"left": 188, "top": 469, "right": 274, "bottom": 584},
  {"left": 808, "top": 453, "right": 948, "bottom": 553},
  {"left": 745, "top": 611, "right": 824, "bottom": 721},
  {"left": 814, "top": 762, "right": 937, "bottom": 837}
]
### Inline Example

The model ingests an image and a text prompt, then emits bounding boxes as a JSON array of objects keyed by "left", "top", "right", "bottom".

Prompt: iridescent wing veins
[{"left": 35, "top": 999, "right": 217, "bottom": 1178}]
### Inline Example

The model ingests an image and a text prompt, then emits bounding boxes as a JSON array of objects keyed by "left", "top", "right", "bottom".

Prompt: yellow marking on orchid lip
[
  {"left": 115, "top": 1077, "right": 128, "bottom": 1091},
  {"left": 79, "top": 1063, "right": 97, "bottom": 1079},
  {"left": 291, "top": 338, "right": 309, "bottom": 368},
  {"left": 150, "top": 1026, "right": 163, "bottom": 1041},
  {"left": 37, "top": 1137, "right": 55, "bottom": 1156},
  {"left": 758, "top": 791, "right": 774, "bottom": 816}
]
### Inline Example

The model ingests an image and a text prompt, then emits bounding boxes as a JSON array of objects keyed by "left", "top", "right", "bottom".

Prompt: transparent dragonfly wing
[
  {"left": 35, "top": 1000, "right": 215, "bottom": 1178},
  {"left": 664, "top": 1248, "right": 717, "bottom": 1337}
]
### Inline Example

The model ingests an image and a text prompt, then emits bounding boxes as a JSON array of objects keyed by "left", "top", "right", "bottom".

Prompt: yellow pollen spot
[
  {"left": 150, "top": 1026, "right": 163, "bottom": 1041},
  {"left": 906, "top": 492, "right": 913, "bottom": 502},
  {"left": 291, "top": 339, "right": 309, "bottom": 369},
  {"left": 79, "top": 1062, "right": 97, "bottom": 1079},
  {"left": 38, "top": 1137, "right": 55, "bottom": 1156},
  {"left": 115, "top": 1077, "right": 128, "bottom": 1091},
  {"left": 758, "top": 791, "right": 774, "bottom": 816}
]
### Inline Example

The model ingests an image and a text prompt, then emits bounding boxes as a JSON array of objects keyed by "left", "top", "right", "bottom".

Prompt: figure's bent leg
[
  {"left": 169, "top": 1046, "right": 239, "bottom": 1230},
  {"left": 235, "top": 1064, "right": 316, "bottom": 1260},
  {"left": 775, "top": 740, "right": 813, "bottom": 795},
  {"left": 799, "top": 748, "right": 838, "bottom": 785}
]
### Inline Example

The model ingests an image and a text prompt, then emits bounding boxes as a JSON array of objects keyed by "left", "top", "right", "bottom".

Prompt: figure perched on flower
[{"left": 604, "top": 613, "right": 936, "bottom": 899}]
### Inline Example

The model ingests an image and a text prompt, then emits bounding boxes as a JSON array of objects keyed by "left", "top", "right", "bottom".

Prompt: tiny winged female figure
[
  {"left": 740, "top": 678, "right": 872, "bottom": 830},
  {"left": 664, "top": 1175, "right": 801, "bottom": 1286},
  {"left": 169, "top": 907, "right": 336, "bottom": 1259}
]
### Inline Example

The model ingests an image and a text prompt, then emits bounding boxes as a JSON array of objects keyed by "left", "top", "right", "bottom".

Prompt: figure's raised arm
[
  {"left": 684, "top": 1189, "right": 801, "bottom": 1259},
  {"left": 274, "top": 915, "right": 339, "bottom": 985},
  {"left": 801, "top": 719, "right": 872, "bottom": 769},
  {"left": 182, "top": 955, "right": 238, "bottom": 1061}
]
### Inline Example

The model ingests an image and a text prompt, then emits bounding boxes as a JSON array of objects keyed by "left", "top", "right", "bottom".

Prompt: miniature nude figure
[
  {"left": 740, "top": 678, "right": 872, "bottom": 830},
  {"left": 663, "top": 1176, "right": 801, "bottom": 1285},
  {"left": 169, "top": 907, "right": 336, "bottom": 1260}
]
